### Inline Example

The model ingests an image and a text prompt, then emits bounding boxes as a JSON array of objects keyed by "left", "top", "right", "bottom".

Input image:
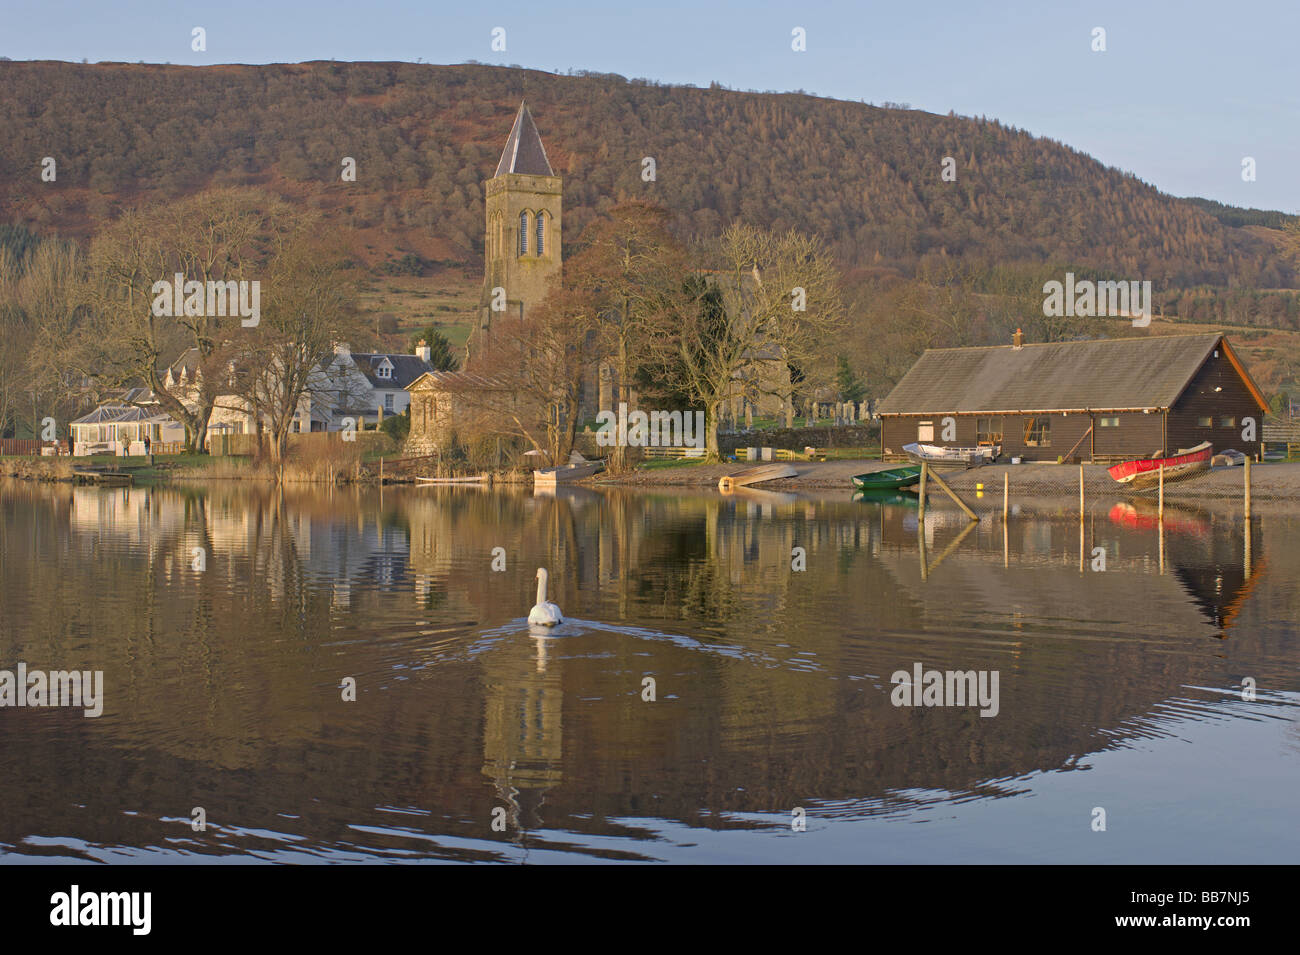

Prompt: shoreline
[
  {"left": 597, "top": 458, "right": 1300, "bottom": 499},
  {"left": 6, "top": 455, "right": 1300, "bottom": 500}
]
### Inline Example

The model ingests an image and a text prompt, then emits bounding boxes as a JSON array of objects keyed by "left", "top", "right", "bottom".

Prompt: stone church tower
[{"left": 473, "top": 103, "right": 562, "bottom": 357}]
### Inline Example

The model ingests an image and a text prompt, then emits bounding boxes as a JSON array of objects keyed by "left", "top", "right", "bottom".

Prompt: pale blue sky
[{"left": 3, "top": 0, "right": 1296, "bottom": 212}]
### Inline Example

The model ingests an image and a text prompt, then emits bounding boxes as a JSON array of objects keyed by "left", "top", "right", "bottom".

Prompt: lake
[{"left": 0, "top": 480, "right": 1296, "bottom": 863}]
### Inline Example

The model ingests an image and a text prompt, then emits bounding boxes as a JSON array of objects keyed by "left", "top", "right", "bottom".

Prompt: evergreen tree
[{"left": 410, "top": 326, "right": 459, "bottom": 371}]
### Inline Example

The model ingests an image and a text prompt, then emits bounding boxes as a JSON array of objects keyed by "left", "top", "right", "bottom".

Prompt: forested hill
[{"left": 1, "top": 60, "right": 1295, "bottom": 290}]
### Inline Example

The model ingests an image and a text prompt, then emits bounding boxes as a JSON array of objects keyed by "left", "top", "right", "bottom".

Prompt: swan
[{"left": 528, "top": 567, "right": 563, "bottom": 626}]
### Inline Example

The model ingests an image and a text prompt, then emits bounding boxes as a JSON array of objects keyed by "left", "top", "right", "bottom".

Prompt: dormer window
[
  {"left": 519, "top": 211, "right": 529, "bottom": 255},
  {"left": 376, "top": 358, "right": 393, "bottom": 380}
]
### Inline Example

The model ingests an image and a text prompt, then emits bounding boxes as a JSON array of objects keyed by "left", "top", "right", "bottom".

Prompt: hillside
[{"left": 2, "top": 60, "right": 1297, "bottom": 296}]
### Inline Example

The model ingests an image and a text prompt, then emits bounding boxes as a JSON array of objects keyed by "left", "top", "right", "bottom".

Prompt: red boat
[{"left": 1107, "top": 441, "right": 1213, "bottom": 487}]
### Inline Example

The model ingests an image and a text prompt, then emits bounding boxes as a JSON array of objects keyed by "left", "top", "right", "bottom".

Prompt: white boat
[
  {"left": 415, "top": 474, "right": 490, "bottom": 485},
  {"left": 903, "top": 443, "right": 999, "bottom": 470},
  {"left": 534, "top": 460, "right": 605, "bottom": 485}
]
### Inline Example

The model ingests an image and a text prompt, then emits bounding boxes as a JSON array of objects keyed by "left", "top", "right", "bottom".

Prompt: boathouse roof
[{"left": 877, "top": 333, "right": 1267, "bottom": 415}]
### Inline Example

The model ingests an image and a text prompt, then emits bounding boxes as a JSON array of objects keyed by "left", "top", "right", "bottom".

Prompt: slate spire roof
[{"left": 494, "top": 102, "right": 555, "bottom": 178}]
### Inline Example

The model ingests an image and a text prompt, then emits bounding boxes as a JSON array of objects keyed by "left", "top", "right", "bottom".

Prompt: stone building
[{"left": 471, "top": 102, "right": 562, "bottom": 358}]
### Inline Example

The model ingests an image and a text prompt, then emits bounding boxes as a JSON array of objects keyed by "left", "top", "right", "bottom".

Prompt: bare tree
[
  {"left": 227, "top": 222, "right": 363, "bottom": 479},
  {"left": 468, "top": 281, "right": 601, "bottom": 467},
  {"left": 84, "top": 190, "right": 271, "bottom": 451},
  {"left": 666, "top": 224, "right": 846, "bottom": 457}
]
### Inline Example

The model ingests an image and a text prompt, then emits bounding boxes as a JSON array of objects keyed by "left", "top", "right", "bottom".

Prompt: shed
[{"left": 876, "top": 333, "right": 1268, "bottom": 462}]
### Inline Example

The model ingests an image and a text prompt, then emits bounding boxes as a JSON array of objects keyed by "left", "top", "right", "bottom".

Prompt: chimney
[
  {"left": 1012, "top": 328, "right": 1024, "bottom": 350},
  {"left": 415, "top": 339, "right": 432, "bottom": 363}
]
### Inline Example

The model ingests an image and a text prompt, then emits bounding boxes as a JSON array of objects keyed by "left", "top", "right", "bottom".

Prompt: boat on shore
[
  {"left": 717, "top": 463, "right": 798, "bottom": 491},
  {"left": 903, "top": 443, "right": 999, "bottom": 470},
  {"left": 415, "top": 474, "right": 490, "bottom": 485},
  {"left": 852, "top": 465, "right": 922, "bottom": 491},
  {"left": 534, "top": 460, "right": 605, "bottom": 485},
  {"left": 1107, "top": 441, "right": 1212, "bottom": 488}
]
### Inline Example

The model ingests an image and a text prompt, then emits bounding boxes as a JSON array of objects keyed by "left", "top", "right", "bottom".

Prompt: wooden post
[
  {"left": 379, "top": 456, "right": 384, "bottom": 485},
  {"left": 1003, "top": 472, "right": 1009, "bottom": 523},
  {"left": 1078, "top": 465, "right": 1085, "bottom": 519},
  {"left": 1244, "top": 457, "right": 1252, "bottom": 520},
  {"left": 1245, "top": 517, "right": 1252, "bottom": 578},
  {"left": 1159, "top": 518, "right": 1165, "bottom": 575},
  {"left": 917, "top": 461, "right": 928, "bottom": 523},
  {"left": 923, "top": 465, "right": 979, "bottom": 522},
  {"left": 1158, "top": 463, "right": 1164, "bottom": 520}
]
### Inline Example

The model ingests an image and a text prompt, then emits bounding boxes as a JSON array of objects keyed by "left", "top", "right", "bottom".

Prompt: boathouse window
[
  {"left": 1023, "top": 416, "right": 1051, "bottom": 447},
  {"left": 917, "top": 420, "right": 934, "bottom": 442},
  {"left": 1218, "top": 416, "right": 1236, "bottom": 428},
  {"left": 976, "top": 417, "right": 1003, "bottom": 445},
  {"left": 1099, "top": 416, "right": 1119, "bottom": 428},
  {"left": 536, "top": 213, "right": 545, "bottom": 255},
  {"left": 1197, "top": 416, "right": 1212, "bottom": 427},
  {"left": 519, "top": 212, "right": 529, "bottom": 255}
]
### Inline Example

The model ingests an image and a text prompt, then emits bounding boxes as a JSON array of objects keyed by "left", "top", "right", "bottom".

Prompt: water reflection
[{"left": 0, "top": 480, "right": 1297, "bottom": 863}]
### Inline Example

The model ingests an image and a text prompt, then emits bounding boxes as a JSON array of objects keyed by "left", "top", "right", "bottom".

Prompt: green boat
[{"left": 851, "top": 466, "right": 922, "bottom": 491}]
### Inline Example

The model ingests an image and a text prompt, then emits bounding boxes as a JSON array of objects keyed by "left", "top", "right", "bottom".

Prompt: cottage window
[
  {"left": 1099, "top": 416, "right": 1119, "bottom": 428},
  {"left": 1023, "top": 416, "right": 1051, "bottom": 447},
  {"left": 377, "top": 363, "right": 392, "bottom": 380},
  {"left": 976, "top": 417, "right": 1003, "bottom": 445},
  {"left": 1197, "top": 416, "right": 1212, "bottom": 427},
  {"left": 519, "top": 212, "right": 529, "bottom": 255},
  {"left": 385, "top": 393, "right": 395, "bottom": 413},
  {"left": 1218, "top": 416, "right": 1236, "bottom": 428}
]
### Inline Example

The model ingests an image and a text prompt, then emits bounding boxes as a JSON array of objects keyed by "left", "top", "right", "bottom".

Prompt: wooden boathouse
[{"left": 877, "top": 332, "right": 1268, "bottom": 463}]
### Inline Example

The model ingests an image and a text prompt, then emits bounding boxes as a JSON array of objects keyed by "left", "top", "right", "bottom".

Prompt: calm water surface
[{"left": 0, "top": 480, "right": 1297, "bottom": 863}]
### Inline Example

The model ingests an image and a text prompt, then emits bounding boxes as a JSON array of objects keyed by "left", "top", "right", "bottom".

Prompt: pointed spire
[{"left": 494, "top": 102, "right": 555, "bottom": 177}]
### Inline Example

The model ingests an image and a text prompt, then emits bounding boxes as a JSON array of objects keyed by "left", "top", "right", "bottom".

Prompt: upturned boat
[
  {"left": 1107, "top": 441, "right": 1212, "bottom": 487},
  {"left": 852, "top": 465, "right": 922, "bottom": 490},
  {"left": 717, "top": 463, "right": 797, "bottom": 491}
]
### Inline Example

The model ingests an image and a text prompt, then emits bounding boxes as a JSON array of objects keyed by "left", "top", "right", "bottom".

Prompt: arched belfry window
[
  {"left": 519, "top": 211, "right": 529, "bottom": 256},
  {"left": 536, "top": 212, "right": 545, "bottom": 256}
]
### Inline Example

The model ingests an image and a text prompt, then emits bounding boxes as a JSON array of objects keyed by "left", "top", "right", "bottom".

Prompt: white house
[{"left": 69, "top": 389, "right": 187, "bottom": 456}]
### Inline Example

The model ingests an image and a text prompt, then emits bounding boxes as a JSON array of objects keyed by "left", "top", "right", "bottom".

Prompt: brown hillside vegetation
[{"left": 2, "top": 60, "right": 1297, "bottom": 296}]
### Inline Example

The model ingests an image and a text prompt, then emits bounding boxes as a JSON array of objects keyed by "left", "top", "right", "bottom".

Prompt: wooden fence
[{"left": 0, "top": 439, "right": 59, "bottom": 456}]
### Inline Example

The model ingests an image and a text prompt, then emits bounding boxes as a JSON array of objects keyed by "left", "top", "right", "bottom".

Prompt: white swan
[{"left": 528, "top": 567, "right": 563, "bottom": 626}]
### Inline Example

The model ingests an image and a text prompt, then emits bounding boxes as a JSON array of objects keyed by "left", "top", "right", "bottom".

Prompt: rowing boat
[
  {"left": 534, "top": 460, "right": 605, "bottom": 485},
  {"left": 902, "top": 443, "right": 999, "bottom": 470},
  {"left": 1107, "top": 441, "right": 1212, "bottom": 488},
  {"left": 852, "top": 465, "right": 922, "bottom": 490}
]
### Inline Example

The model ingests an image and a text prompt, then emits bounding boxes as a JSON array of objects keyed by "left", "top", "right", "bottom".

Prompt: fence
[
  {"left": 0, "top": 439, "right": 59, "bottom": 456},
  {"left": 641, "top": 447, "right": 707, "bottom": 460}
]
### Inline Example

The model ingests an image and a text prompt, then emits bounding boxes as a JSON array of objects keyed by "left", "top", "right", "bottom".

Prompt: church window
[
  {"left": 519, "top": 212, "right": 529, "bottom": 255},
  {"left": 536, "top": 213, "right": 545, "bottom": 255}
]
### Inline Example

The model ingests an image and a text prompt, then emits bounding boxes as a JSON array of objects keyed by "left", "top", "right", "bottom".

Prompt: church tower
[{"left": 475, "top": 103, "right": 562, "bottom": 351}]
